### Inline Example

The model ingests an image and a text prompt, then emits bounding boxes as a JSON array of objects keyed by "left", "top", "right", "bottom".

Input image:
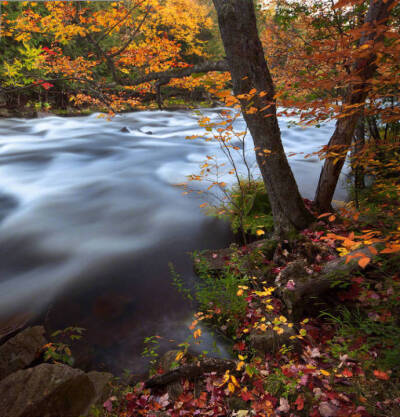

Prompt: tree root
[{"left": 144, "top": 357, "right": 236, "bottom": 389}]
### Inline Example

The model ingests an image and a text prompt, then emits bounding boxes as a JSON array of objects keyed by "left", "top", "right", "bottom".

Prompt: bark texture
[
  {"left": 212, "top": 0, "right": 313, "bottom": 236},
  {"left": 314, "top": 0, "right": 396, "bottom": 211}
]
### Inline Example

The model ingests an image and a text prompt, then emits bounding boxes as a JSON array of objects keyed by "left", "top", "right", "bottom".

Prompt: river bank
[
  {"left": 0, "top": 108, "right": 346, "bottom": 377},
  {"left": 0, "top": 116, "right": 399, "bottom": 415},
  {"left": 0, "top": 98, "right": 218, "bottom": 120},
  {"left": 94, "top": 168, "right": 400, "bottom": 417}
]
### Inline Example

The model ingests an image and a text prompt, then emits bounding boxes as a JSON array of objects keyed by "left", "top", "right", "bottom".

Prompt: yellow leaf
[
  {"left": 256, "top": 229, "right": 265, "bottom": 236},
  {"left": 237, "top": 361, "right": 245, "bottom": 371},
  {"left": 231, "top": 375, "right": 239, "bottom": 387},
  {"left": 193, "top": 328, "right": 202, "bottom": 339}
]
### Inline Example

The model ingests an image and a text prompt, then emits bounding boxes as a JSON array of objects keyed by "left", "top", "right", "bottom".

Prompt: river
[{"left": 0, "top": 109, "right": 344, "bottom": 375}]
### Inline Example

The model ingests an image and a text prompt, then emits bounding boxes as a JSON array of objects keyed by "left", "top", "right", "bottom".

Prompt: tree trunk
[
  {"left": 212, "top": 0, "right": 313, "bottom": 237},
  {"left": 314, "top": 0, "right": 396, "bottom": 212},
  {"left": 353, "top": 118, "right": 366, "bottom": 208}
]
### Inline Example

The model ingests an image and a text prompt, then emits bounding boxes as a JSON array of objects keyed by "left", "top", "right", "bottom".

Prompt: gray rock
[
  {"left": 36, "top": 111, "right": 54, "bottom": 118},
  {"left": 0, "top": 326, "right": 47, "bottom": 380},
  {"left": 0, "top": 363, "right": 96, "bottom": 417},
  {"left": 120, "top": 126, "right": 130, "bottom": 133},
  {"left": 0, "top": 312, "right": 32, "bottom": 345},
  {"left": 86, "top": 371, "right": 113, "bottom": 406}
]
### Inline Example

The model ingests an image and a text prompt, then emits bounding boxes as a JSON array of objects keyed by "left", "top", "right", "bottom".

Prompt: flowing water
[{"left": 0, "top": 109, "right": 345, "bottom": 375}]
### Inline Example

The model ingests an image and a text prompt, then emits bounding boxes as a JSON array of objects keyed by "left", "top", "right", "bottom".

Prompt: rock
[
  {"left": 249, "top": 325, "right": 297, "bottom": 355},
  {"left": 86, "top": 371, "right": 113, "bottom": 405},
  {"left": 0, "top": 363, "right": 96, "bottom": 417},
  {"left": 0, "top": 312, "right": 33, "bottom": 344},
  {"left": 36, "top": 111, "right": 54, "bottom": 118},
  {"left": 145, "top": 131, "right": 153, "bottom": 135},
  {"left": 0, "top": 326, "right": 47, "bottom": 380},
  {"left": 120, "top": 126, "right": 130, "bottom": 133},
  {"left": 0, "top": 108, "right": 11, "bottom": 118}
]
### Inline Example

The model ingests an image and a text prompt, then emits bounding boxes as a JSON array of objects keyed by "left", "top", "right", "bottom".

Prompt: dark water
[{"left": 0, "top": 109, "right": 343, "bottom": 375}]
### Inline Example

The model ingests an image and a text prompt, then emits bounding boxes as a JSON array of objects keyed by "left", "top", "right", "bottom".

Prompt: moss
[{"left": 210, "top": 180, "right": 274, "bottom": 238}]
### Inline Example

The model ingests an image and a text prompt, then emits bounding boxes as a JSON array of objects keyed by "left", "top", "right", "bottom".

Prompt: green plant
[
  {"left": 193, "top": 255, "right": 250, "bottom": 336},
  {"left": 265, "top": 368, "right": 297, "bottom": 399},
  {"left": 322, "top": 306, "right": 400, "bottom": 373},
  {"left": 211, "top": 179, "right": 274, "bottom": 237},
  {"left": 142, "top": 335, "right": 161, "bottom": 373},
  {"left": 169, "top": 262, "right": 193, "bottom": 302},
  {"left": 43, "top": 326, "right": 85, "bottom": 366}
]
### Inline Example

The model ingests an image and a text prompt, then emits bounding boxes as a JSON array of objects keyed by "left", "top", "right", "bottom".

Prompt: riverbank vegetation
[
  {"left": 96, "top": 135, "right": 400, "bottom": 417},
  {"left": 1, "top": 0, "right": 400, "bottom": 416}
]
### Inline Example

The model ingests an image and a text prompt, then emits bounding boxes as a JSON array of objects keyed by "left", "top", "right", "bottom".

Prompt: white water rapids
[{"left": 0, "top": 109, "right": 345, "bottom": 374}]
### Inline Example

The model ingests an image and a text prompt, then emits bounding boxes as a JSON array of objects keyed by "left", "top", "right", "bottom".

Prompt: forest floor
[{"left": 97, "top": 156, "right": 400, "bottom": 417}]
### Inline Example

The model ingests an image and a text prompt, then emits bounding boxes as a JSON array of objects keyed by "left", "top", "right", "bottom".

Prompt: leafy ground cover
[{"left": 93, "top": 143, "right": 400, "bottom": 417}]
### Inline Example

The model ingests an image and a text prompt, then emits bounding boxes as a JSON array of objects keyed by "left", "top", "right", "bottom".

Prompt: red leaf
[
  {"left": 41, "top": 82, "right": 54, "bottom": 90},
  {"left": 373, "top": 370, "right": 390, "bottom": 380},
  {"left": 295, "top": 395, "right": 304, "bottom": 410},
  {"left": 240, "top": 390, "right": 253, "bottom": 401}
]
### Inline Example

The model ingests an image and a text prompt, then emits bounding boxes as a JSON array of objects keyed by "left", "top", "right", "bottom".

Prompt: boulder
[
  {"left": 120, "top": 126, "right": 130, "bottom": 133},
  {"left": 86, "top": 371, "right": 113, "bottom": 406},
  {"left": 0, "top": 363, "right": 96, "bottom": 417},
  {"left": 0, "top": 326, "right": 47, "bottom": 380},
  {"left": 0, "top": 312, "right": 33, "bottom": 344}
]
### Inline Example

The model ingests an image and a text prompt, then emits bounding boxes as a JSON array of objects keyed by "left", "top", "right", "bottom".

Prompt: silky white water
[{"left": 0, "top": 109, "right": 344, "bottom": 373}]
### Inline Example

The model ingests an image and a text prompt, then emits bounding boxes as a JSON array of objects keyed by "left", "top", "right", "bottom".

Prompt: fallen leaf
[{"left": 373, "top": 370, "right": 390, "bottom": 380}]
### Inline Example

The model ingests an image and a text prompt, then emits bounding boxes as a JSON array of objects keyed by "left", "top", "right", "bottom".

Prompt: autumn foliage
[{"left": 1, "top": 1, "right": 400, "bottom": 416}]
